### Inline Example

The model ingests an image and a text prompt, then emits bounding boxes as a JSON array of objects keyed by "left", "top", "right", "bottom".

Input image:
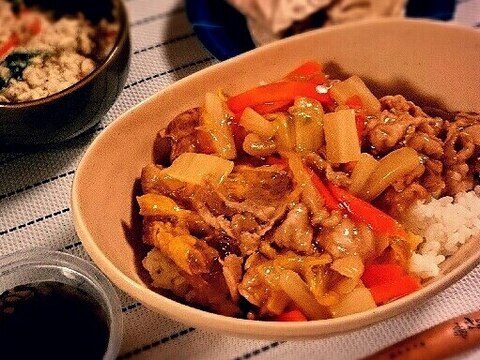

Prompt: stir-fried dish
[{"left": 137, "top": 61, "right": 480, "bottom": 321}]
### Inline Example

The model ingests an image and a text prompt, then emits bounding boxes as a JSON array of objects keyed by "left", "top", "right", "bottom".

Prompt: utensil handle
[{"left": 363, "top": 310, "right": 480, "bottom": 360}]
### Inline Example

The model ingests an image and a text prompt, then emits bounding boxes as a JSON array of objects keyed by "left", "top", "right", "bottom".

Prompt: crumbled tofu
[{"left": 0, "top": 0, "right": 118, "bottom": 102}]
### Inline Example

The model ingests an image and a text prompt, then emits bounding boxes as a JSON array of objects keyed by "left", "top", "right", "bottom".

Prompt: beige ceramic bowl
[{"left": 72, "top": 19, "right": 480, "bottom": 339}]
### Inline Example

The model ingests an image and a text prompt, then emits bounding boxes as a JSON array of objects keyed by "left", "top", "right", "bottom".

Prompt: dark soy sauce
[{"left": 0, "top": 281, "right": 110, "bottom": 360}]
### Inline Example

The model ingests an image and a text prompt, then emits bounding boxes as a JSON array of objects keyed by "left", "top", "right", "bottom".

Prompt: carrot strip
[
  {"left": 227, "top": 81, "right": 333, "bottom": 114},
  {"left": 227, "top": 61, "right": 330, "bottom": 115},
  {"left": 362, "top": 263, "right": 421, "bottom": 305},
  {"left": 29, "top": 17, "right": 42, "bottom": 35},
  {"left": 0, "top": 34, "right": 19, "bottom": 59},
  {"left": 284, "top": 61, "right": 326, "bottom": 84},
  {"left": 368, "top": 275, "right": 421, "bottom": 305},
  {"left": 361, "top": 263, "right": 405, "bottom": 288},
  {"left": 252, "top": 100, "right": 292, "bottom": 114},
  {"left": 272, "top": 309, "right": 308, "bottom": 322},
  {"left": 305, "top": 167, "right": 343, "bottom": 212},
  {"left": 326, "top": 182, "right": 407, "bottom": 238}
]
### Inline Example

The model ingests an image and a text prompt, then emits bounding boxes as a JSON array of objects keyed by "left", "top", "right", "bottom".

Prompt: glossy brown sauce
[{"left": 0, "top": 281, "right": 110, "bottom": 360}]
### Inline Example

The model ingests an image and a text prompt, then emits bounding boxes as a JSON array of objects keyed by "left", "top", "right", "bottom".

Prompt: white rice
[{"left": 403, "top": 186, "right": 480, "bottom": 279}]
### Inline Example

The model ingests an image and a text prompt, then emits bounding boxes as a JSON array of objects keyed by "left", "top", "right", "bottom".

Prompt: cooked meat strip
[
  {"left": 391, "top": 163, "right": 425, "bottom": 192},
  {"left": 376, "top": 182, "right": 430, "bottom": 219},
  {"left": 444, "top": 126, "right": 475, "bottom": 166},
  {"left": 301, "top": 181, "right": 340, "bottom": 227},
  {"left": 442, "top": 112, "right": 480, "bottom": 194},
  {"left": 272, "top": 203, "right": 314, "bottom": 254},
  {"left": 222, "top": 254, "right": 243, "bottom": 302},
  {"left": 143, "top": 248, "right": 240, "bottom": 317},
  {"left": 406, "top": 131, "right": 444, "bottom": 159},
  {"left": 220, "top": 165, "right": 294, "bottom": 207},
  {"left": 445, "top": 163, "right": 474, "bottom": 195},
  {"left": 191, "top": 165, "right": 301, "bottom": 256},
  {"left": 305, "top": 152, "right": 351, "bottom": 187},
  {"left": 140, "top": 164, "right": 243, "bottom": 257},
  {"left": 420, "top": 159, "right": 446, "bottom": 198},
  {"left": 317, "top": 218, "right": 377, "bottom": 261},
  {"left": 454, "top": 112, "right": 480, "bottom": 129},
  {"left": 463, "top": 124, "right": 480, "bottom": 145},
  {"left": 365, "top": 96, "right": 480, "bottom": 200},
  {"left": 366, "top": 95, "right": 443, "bottom": 156},
  {"left": 156, "top": 108, "right": 201, "bottom": 163},
  {"left": 182, "top": 268, "right": 241, "bottom": 317},
  {"left": 142, "top": 219, "right": 217, "bottom": 275}
]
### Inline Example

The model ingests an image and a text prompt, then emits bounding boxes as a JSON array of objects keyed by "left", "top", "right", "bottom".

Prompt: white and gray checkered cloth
[{"left": 1, "top": 0, "right": 479, "bottom": 359}]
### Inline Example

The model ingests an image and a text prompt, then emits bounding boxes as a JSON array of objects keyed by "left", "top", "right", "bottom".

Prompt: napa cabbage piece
[
  {"left": 200, "top": 92, "right": 237, "bottom": 159},
  {"left": 242, "top": 133, "right": 276, "bottom": 157},
  {"left": 323, "top": 109, "right": 361, "bottom": 163},
  {"left": 329, "top": 286, "right": 377, "bottom": 318},
  {"left": 137, "top": 193, "right": 191, "bottom": 218},
  {"left": 239, "top": 107, "right": 276, "bottom": 139},
  {"left": 349, "top": 153, "right": 379, "bottom": 195},
  {"left": 160, "top": 152, "right": 234, "bottom": 186},
  {"left": 359, "top": 147, "right": 421, "bottom": 201},
  {"left": 272, "top": 113, "right": 295, "bottom": 151},
  {"left": 331, "top": 255, "right": 364, "bottom": 279},
  {"left": 330, "top": 75, "right": 381, "bottom": 115},
  {"left": 143, "top": 248, "right": 190, "bottom": 297},
  {"left": 143, "top": 220, "right": 215, "bottom": 275},
  {"left": 238, "top": 252, "right": 332, "bottom": 317},
  {"left": 281, "top": 151, "right": 334, "bottom": 225},
  {"left": 279, "top": 270, "right": 329, "bottom": 320},
  {"left": 289, "top": 97, "right": 324, "bottom": 153}
]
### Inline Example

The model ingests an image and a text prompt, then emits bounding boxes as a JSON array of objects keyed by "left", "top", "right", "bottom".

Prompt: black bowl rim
[{"left": 0, "top": 0, "right": 130, "bottom": 109}]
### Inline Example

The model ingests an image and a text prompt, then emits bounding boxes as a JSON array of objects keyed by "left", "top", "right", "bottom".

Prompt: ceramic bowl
[
  {"left": 0, "top": 0, "right": 131, "bottom": 148},
  {"left": 71, "top": 19, "right": 480, "bottom": 339}
]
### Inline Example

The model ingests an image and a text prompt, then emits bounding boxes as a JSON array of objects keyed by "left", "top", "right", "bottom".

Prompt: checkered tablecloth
[{"left": 1, "top": 0, "right": 479, "bottom": 359}]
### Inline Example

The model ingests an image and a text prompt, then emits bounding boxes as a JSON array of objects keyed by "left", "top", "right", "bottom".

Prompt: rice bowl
[{"left": 71, "top": 18, "right": 480, "bottom": 338}]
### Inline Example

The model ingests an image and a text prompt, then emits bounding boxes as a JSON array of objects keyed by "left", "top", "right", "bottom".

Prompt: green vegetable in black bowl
[
  {"left": 0, "top": 51, "right": 41, "bottom": 89},
  {"left": 0, "top": 0, "right": 131, "bottom": 148}
]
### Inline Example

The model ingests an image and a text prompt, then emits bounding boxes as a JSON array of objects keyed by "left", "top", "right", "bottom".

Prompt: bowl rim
[
  {"left": 72, "top": 17, "right": 480, "bottom": 339},
  {"left": 0, "top": 0, "right": 130, "bottom": 109}
]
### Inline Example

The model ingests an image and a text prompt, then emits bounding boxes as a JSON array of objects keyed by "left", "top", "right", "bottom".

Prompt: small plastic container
[{"left": 0, "top": 248, "right": 123, "bottom": 359}]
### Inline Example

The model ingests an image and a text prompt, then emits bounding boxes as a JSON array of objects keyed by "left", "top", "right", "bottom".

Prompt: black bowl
[{"left": 0, "top": 0, "right": 131, "bottom": 148}]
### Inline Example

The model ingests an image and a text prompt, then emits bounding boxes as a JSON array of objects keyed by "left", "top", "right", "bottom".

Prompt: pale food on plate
[{"left": 228, "top": 0, "right": 406, "bottom": 45}]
